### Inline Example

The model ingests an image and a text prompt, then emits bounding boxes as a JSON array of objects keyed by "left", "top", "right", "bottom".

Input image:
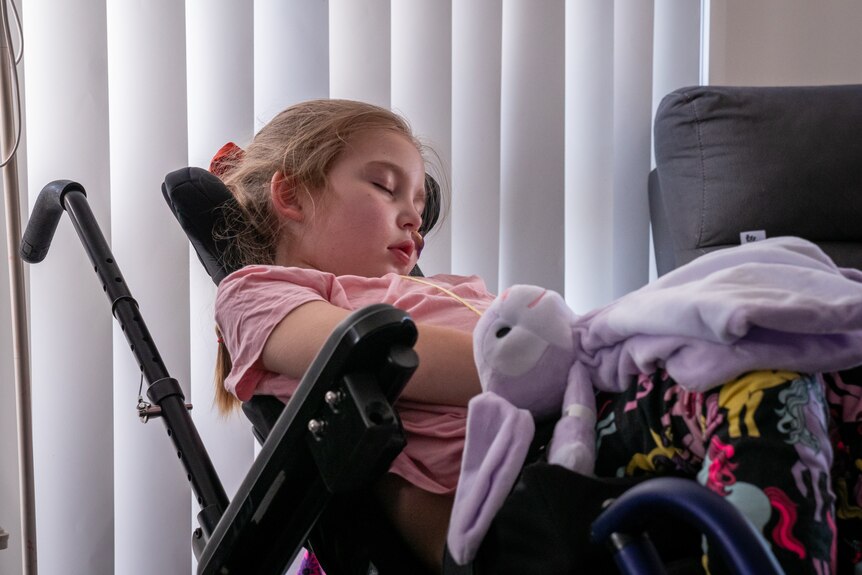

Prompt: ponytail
[{"left": 214, "top": 325, "right": 241, "bottom": 414}]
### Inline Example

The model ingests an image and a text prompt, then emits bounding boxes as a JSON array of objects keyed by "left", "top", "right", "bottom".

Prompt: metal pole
[{"left": 0, "top": 0, "right": 36, "bottom": 572}]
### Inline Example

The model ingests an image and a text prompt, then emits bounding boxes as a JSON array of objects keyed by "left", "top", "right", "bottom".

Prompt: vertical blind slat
[
  {"left": 107, "top": 0, "right": 191, "bottom": 572},
  {"left": 24, "top": 1, "right": 114, "bottom": 573},
  {"left": 329, "top": 0, "right": 391, "bottom": 108},
  {"left": 499, "top": 0, "right": 566, "bottom": 293},
  {"left": 564, "top": 0, "right": 615, "bottom": 312},
  {"left": 184, "top": 5, "right": 255, "bottom": 568},
  {"left": 254, "top": 0, "right": 329, "bottom": 129},
  {"left": 611, "top": 0, "right": 655, "bottom": 299},
  {"left": 24, "top": 0, "right": 114, "bottom": 574},
  {"left": 452, "top": 0, "right": 503, "bottom": 293},
  {"left": 391, "top": 0, "right": 453, "bottom": 277}
]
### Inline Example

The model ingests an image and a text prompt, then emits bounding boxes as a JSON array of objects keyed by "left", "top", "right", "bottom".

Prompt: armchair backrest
[{"left": 650, "top": 84, "right": 862, "bottom": 275}]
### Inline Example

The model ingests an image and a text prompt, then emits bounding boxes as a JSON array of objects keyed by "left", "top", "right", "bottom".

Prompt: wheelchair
[{"left": 18, "top": 159, "right": 785, "bottom": 574}]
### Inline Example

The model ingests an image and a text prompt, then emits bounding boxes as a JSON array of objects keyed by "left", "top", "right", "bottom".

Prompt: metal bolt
[
  {"left": 324, "top": 390, "right": 343, "bottom": 412},
  {"left": 308, "top": 419, "right": 326, "bottom": 440}
]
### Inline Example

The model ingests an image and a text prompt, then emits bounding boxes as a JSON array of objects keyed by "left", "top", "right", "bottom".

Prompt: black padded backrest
[
  {"left": 163, "top": 166, "right": 443, "bottom": 286},
  {"left": 162, "top": 167, "right": 237, "bottom": 285},
  {"left": 651, "top": 84, "right": 862, "bottom": 275}
]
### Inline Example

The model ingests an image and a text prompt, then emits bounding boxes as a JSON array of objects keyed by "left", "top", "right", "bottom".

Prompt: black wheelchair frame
[{"left": 20, "top": 174, "right": 783, "bottom": 575}]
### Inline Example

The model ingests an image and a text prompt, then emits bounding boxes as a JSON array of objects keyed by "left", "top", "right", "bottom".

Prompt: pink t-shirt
[{"left": 215, "top": 265, "right": 494, "bottom": 494}]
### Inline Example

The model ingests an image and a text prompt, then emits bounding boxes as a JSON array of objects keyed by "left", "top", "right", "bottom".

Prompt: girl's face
[{"left": 278, "top": 128, "right": 427, "bottom": 277}]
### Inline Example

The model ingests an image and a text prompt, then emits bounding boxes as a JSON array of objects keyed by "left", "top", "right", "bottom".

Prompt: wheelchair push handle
[
  {"left": 20, "top": 179, "right": 86, "bottom": 263},
  {"left": 20, "top": 179, "right": 230, "bottom": 541}
]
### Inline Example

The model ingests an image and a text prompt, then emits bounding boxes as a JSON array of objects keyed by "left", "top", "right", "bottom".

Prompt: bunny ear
[{"left": 447, "top": 392, "right": 535, "bottom": 565}]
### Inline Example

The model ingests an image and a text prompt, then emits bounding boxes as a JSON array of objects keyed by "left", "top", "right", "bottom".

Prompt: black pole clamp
[{"left": 139, "top": 377, "right": 193, "bottom": 423}]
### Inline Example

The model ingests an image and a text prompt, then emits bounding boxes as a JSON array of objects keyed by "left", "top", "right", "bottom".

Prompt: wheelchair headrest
[
  {"left": 162, "top": 167, "right": 237, "bottom": 285},
  {"left": 162, "top": 166, "right": 442, "bottom": 286}
]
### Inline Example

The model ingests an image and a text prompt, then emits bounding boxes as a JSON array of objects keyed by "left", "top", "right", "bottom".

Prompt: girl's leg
[
  {"left": 595, "top": 370, "right": 838, "bottom": 575},
  {"left": 374, "top": 473, "right": 453, "bottom": 574},
  {"left": 594, "top": 371, "right": 709, "bottom": 570},
  {"left": 822, "top": 369, "right": 862, "bottom": 573},
  {"left": 698, "top": 371, "right": 836, "bottom": 575},
  {"left": 594, "top": 370, "right": 705, "bottom": 480}
]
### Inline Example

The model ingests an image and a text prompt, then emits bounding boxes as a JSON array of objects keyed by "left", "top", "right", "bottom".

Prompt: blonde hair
[{"left": 214, "top": 99, "right": 426, "bottom": 414}]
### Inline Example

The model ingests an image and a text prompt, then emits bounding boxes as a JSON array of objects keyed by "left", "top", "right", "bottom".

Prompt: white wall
[{"left": 708, "top": 0, "right": 862, "bottom": 85}]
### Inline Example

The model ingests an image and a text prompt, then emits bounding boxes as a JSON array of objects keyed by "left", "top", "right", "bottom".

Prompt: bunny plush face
[
  {"left": 473, "top": 284, "right": 578, "bottom": 417},
  {"left": 449, "top": 284, "right": 594, "bottom": 565}
]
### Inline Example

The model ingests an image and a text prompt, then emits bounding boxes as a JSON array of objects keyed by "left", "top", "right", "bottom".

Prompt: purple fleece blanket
[{"left": 447, "top": 236, "right": 862, "bottom": 565}]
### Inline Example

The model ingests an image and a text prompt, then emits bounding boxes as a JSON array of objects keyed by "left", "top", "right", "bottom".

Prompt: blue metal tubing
[{"left": 591, "top": 477, "right": 784, "bottom": 575}]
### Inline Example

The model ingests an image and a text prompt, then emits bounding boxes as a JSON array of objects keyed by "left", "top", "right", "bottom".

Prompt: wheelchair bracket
[
  {"left": 307, "top": 344, "right": 416, "bottom": 493},
  {"left": 137, "top": 376, "right": 193, "bottom": 423},
  {"left": 137, "top": 401, "right": 193, "bottom": 423}
]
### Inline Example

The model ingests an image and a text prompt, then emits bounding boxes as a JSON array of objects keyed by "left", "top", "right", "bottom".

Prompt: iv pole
[{"left": 0, "top": 0, "right": 36, "bottom": 571}]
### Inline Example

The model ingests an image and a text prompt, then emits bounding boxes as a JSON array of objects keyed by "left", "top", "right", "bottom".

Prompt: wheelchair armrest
[{"left": 197, "top": 304, "right": 418, "bottom": 575}]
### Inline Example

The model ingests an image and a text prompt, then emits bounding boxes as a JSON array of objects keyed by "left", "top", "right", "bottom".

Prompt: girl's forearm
[
  {"left": 262, "top": 300, "right": 481, "bottom": 407},
  {"left": 401, "top": 324, "right": 481, "bottom": 406}
]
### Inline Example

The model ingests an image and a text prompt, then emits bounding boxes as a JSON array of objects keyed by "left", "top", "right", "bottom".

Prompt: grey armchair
[{"left": 650, "top": 84, "right": 862, "bottom": 275}]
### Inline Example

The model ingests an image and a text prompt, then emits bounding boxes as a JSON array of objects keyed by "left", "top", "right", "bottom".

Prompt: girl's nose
[{"left": 400, "top": 201, "right": 422, "bottom": 229}]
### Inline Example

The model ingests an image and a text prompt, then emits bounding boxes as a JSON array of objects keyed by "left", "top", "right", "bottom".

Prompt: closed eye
[{"left": 373, "top": 182, "right": 394, "bottom": 195}]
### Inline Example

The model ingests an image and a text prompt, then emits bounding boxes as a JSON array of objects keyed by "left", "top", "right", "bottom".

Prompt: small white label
[{"left": 740, "top": 230, "right": 766, "bottom": 244}]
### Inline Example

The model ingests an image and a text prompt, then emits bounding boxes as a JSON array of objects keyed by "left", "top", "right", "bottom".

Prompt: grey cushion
[{"left": 650, "top": 84, "right": 862, "bottom": 275}]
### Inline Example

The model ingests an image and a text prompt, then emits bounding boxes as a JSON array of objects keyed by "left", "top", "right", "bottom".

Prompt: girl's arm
[{"left": 261, "top": 300, "right": 482, "bottom": 407}]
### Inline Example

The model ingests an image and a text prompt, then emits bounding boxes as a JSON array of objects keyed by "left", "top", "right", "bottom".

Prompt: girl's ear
[{"left": 271, "top": 171, "right": 304, "bottom": 222}]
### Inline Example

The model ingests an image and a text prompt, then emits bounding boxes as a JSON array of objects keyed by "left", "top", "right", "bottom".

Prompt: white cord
[
  {"left": 0, "top": 0, "right": 22, "bottom": 168},
  {"left": 9, "top": 0, "right": 20, "bottom": 64}
]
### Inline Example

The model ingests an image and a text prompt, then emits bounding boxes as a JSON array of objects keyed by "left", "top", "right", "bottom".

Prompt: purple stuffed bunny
[{"left": 447, "top": 284, "right": 597, "bottom": 565}]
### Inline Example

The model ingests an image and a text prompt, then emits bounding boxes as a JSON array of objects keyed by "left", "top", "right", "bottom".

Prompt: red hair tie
[{"left": 209, "top": 141, "right": 245, "bottom": 177}]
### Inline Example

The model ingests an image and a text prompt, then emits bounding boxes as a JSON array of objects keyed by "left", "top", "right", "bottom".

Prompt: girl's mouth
[{"left": 389, "top": 241, "right": 415, "bottom": 265}]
